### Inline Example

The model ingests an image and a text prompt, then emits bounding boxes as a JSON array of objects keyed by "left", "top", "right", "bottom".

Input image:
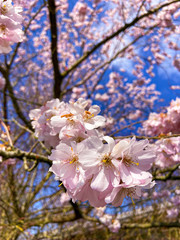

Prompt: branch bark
[
  {"left": 48, "top": 0, "right": 63, "bottom": 98},
  {"left": 0, "top": 148, "right": 51, "bottom": 164},
  {"left": 121, "top": 222, "right": 180, "bottom": 229}
]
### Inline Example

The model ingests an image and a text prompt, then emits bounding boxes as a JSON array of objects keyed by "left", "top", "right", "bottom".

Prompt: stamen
[
  {"left": 130, "top": 197, "right": 135, "bottom": 205},
  {"left": 130, "top": 160, "right": 139, "bottom": 166},
  {"left": 84, "top": 111, "right": 94, "bottom": 120},
  {"left": 65, "top": 134, "right": 72, "bottom": 138},
  {"left": 69, "top": 155, "right": 78, "bottom": 164},
  {"left": 102, "top": 154, "right": 112, "bottom": 165},
  {"left": 85, "top": 110, "right": 91, "bottom": 115},
  {"left": 58, "top": 182, "right": 63, "bottom": 187},
  {"left": 61, "top": 113, "right": 73, "bottom": 118},
  {"left": 123, "top": 156, "right": 139, "bottom": 167}
]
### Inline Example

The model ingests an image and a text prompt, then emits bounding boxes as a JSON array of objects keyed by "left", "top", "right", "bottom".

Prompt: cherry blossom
[
  {"left": 105, "top": 182, "right": 155, "bottom": 207},
  {"left": 141, "top": 98, "right": 180, "bottom": 136},
  {"left": 99, "top": 214, "right": 121, "bottom": 233},
  {"left": 0, "top": 0, "right": 23, "bottom": 53},
  {"left": 29, "top": 99, "right": 66, "bottom": 147},
  {"left": 0, "top": 0, "right": 180, "bottom": 237},
  {"left": 30, "top": 98, "right": 106, "bottom": 147},
  {"left": 140, "top": 98, "right": 180, "bottom": 168},
  {"left": 113, "top": 137, "right": 156, "bottom": 185},
  {"left": 44, "top": 99, "right": 157, "bottom": 207},
  {"left": 49, "top": 140, "right": 98, "bottom": 192},
  {"left": 59, "top": 192, "right": 71, "bottom": 206},
  {"left": 0, "top": 76, "right": 5, "bottom": 89},
  {"left": 155, "top": 137, "right": 180, "bottom": 168}
]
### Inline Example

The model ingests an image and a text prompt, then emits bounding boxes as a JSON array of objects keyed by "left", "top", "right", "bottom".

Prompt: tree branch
[
  {"left": 121, "top": 222, "right": 180, "bottom": 229},
  {"left": 0, "top": 148, "right": 51, "bottom": 164},
  {"left": 0, "top": 65, "right": 32, "bottom": 129},
  {"left": 153, "top": 163, "right": 180, "bottom": 181},
  {"left": 48, "top": 0, "right": 63, "bottom": 98},
  {"left": 61, "top": 0, "right": 179, "bottom": 78}
]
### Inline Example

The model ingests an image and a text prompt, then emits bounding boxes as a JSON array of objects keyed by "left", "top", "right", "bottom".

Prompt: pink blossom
[
  {"left": 167, "top": 208, "right": 179, "bottom": 219},
  {"left": 113, "top": 137, "right": 156, "bottom": 185},
  {"left": 99, "top": 214, "right": 112, "bottom": 225},
  {"left": 108, "top": 219, "right": 121, "bottom": 233},
  {"left": 0, "top": 0, "right": 23, "bottom": 22},
  {"left": 173, "top": 57, "right": 180, "bottom": 71},
  {"left": 141, "top": 98, "right": 180, "bottom": 136},
  {"left": 51, "top": 98, "right": 105, "bottom": 137},
  {"left": 29, "top": 99, "right": 69, "bottom": 147},
  {"left": 79, "top": 136, "right": 120, "bottom": 193},
  {"left": 0, "top": 0, "right": 23, "bottom": 53},
  {"left": 128, "top": 110, "right": 142, "bottom": 120},
  {"left": 105, "top": 182, "right": 155, "bottom": 207},
  {"left": 95, "top": 93, "right": 109, "bottom": 101},
  {"left": 99, "top": 214, "right": 121, "bottom": 233},
  {"left": 30, "top": 98, "right": 105, "bottom": 147},
  {"left": 105, "top": 183, "right": 141, "bottom": 207},
  {"left": 49, "top": 140, "right": 98, "bottom": 192},
  {"left": 0, "top": 76, "right": 5, "bottom": 89},
  {"left": 71, "top": 2, "right": 91, "bottom": 27},
  {"left": 59, "top": 192, "right": 71, "bottom": 206},
  {"left": 30, "top": 98, "right": 156, "bottom": 207},
  {"left": 70, "top": 179, "right": 106, "bottom": 207},
  {"left": 2, "top": 158, "right": 16, "bottom": 165},
  {"left": 94, "top": 207, "right": 106, "bottom": 218},
  {"left": 155, "top": 137, "right": 180, "bottom": 168}
]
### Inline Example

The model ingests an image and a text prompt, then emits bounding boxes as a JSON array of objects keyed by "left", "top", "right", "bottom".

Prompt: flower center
[
  {"left": 84, "top": 110, "right": 94, "bottom": 120},
  {"left": 118, "top": 156, "right": 139, "bottom": 167},
  {"left": 69, "top": 155, "right": 78, "bottom": 164},
  {"left": 69, "top": 147, "right": 78, "bottom": 164},
  {"left": 102, "top": 154, "right": 112, "bottom": 166},
  {"left": 126, "top": 188, "right": 136, "bottom": 205},
  {"left": 0, "top": 3, "right": 8, "bottom": 14},
  {"left": 0, "top": 24, "right": 6, "bottom": 35},
  {"left": 76, "top": 136, "right": 85, "bottom": 143}
]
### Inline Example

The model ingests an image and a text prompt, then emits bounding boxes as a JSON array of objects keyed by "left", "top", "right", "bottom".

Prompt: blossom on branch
[
  {"left": 30, "top": 98, "right": 157, "bottom": 207},
  {"left": 29, "top": 98, "right": 105, "bottom": 147},
  {"left": 140, "top": 98, "right": 180, "bottom": 168},
  {"left": 0, "top": 0, "right": 23, "bottom": 53}
]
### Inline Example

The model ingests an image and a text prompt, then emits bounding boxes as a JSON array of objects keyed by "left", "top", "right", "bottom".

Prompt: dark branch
[
  {"left": 6, "top": 75, "right": 32, "bottom": 130},
  {"left": 48, "top": 0, "right": 63, "bottom": 98}
]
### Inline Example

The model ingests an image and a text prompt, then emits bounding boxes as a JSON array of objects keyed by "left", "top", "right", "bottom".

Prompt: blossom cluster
[
  {"left": 166, "top": 189, "right": 180, "bottom": 219},
  {"left": 95, "top": 207, "right": 121, "bottom": 233},
  {"left": 140, "top": 98, "right": 180, "bottom": 168},
  {"left": 30, "top": 98, "right": 156, "bottom": 207},
  {"left": 29, "top": 98, "right": 105, "bottom": 148},
  {"left": 152, "top": 188, "right": 180, "bottom": 219},
  {"left": 155, "top": 137, "right": 180, "bottom": 168},
  {"left": 140, "top": 98, "right": 180, "bottom": 136},
  {"left": 0, "top": 0, "right": 23, "bottom": 53}
]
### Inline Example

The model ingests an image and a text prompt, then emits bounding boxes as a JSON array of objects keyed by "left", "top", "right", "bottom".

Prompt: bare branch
[
  {"left": 0, "top": 148, "right": 51, "bottom": 164},
  {"left": 121, "top": 222, "right": 180, "bottom": 229}
]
